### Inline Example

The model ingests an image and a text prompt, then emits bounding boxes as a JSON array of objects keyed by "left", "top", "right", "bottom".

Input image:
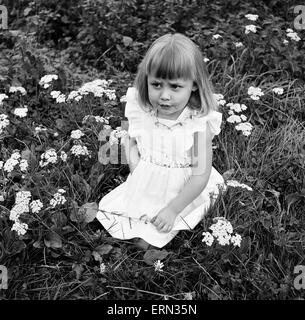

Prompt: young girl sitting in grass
[{"left": 96, "top": 33, "right": 227, "bottom": 249}]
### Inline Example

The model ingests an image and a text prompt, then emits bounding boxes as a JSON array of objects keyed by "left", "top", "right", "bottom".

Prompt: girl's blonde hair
[{"left": 134, "top": 33, "right": 218, "bottom": 116}]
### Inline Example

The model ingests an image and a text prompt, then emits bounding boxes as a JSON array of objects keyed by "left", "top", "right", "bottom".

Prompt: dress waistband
[{"left": 140, "top": 154, "right": 192, "bottom": 168}]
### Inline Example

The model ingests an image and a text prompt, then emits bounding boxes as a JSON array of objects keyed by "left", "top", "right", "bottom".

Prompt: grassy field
[{"left": 0, "top": 0, "right": 305, "bottom": 300}]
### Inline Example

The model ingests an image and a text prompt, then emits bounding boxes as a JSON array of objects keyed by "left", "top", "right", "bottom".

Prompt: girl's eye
[
  {"left": 151, "top": 82, "right": 161, "bottom": 88},
  {"left": 171, "top": 85, "right": 181, "bottom": 89}
]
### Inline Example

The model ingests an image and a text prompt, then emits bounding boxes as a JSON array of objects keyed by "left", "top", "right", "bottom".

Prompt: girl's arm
[
  {"left": 123, "top": 135, "right": 141, "bottom": 174},
  {"left": 167, "top": 128, "right": 213, "bottom": 214}
]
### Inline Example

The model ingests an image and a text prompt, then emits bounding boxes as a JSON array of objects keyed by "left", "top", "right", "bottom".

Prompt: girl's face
[{"left": 147, "top": 75, "right": 197, "bottom": 120}]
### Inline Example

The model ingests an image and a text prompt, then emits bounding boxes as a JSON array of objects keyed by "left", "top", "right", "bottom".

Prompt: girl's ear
[{"left": 192, "top": 82, "right": 198, "bottom": 92}]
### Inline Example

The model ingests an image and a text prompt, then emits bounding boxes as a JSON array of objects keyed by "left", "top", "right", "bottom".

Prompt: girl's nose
[{"left": 160, "top": 88, "right": 171, "bottom": 101}]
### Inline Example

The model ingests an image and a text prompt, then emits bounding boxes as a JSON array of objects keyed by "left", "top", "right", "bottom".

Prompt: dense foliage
[{"left": 0, "top": 0, "right": 305, "bottom": 300}]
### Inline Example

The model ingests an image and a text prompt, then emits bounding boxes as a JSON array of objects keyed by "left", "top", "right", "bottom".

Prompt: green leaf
[
  {"left": 144, "top": 249, "right": 169, "bottom": 265},
  {"left": 94, "top": 244, "right": 113, "bottom": 256},
  {"left": 122, "top": 36, "right": 133, "bottom": 47},
  {"left": 44, "top": 231, "right": 63, "bottom": 248}
]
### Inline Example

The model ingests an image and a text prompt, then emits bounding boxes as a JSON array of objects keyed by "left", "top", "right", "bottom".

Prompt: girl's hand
[{"left": 151, "top": 206, "right": 179, "bottom": 233}]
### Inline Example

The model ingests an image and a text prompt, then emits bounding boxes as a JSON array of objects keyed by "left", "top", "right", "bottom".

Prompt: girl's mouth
[{"left": 160, "top": 104, "right": 172, "bottom": 109}]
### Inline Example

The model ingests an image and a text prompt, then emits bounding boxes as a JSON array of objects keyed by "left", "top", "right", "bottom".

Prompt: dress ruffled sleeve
[
  {"left": 124, "top": 87, "right": 145, "bottom": 138},
  {"left": 190, "top": 110, "right": 222, "bottom": 136}
]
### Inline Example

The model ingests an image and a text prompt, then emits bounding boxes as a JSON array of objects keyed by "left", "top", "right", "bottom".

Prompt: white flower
[
  {"left": 9, "top": 190, "right": 32, "bottom": 235},
  {"left": 109, "top": 127, "right": 128, "bottom": 145},
  {"left": 39, "top": 148, "right": 58, "bottom": 167},
  {"left": 3, "top": 151, "right": 21, "bottom": 173},
  {"left": 19, "top": 159, "right": 28, "bottom": 172},
  {"left": 213, "top": 93, "right": 226, "bottom": 106},
  {"left": 67, "top": 90, "right": 82, "bottom": 101},
  {"left": 245, "top": 24, "right": 258, "bottom": 34},
  {"left": 16, "top": 190, "right": 31, "bottom": 205},
  {"left": 60, "top": 151, "right": 67, "bottom": 162},
  {"left": 235, "top": 122, "right": 253, "bottom": 136},
  {"left": 183, "top": 292, "right": 194, "bottom": 300},
  {"left": 14, "top": 106, "right": 28, "bottom": 118},
  {"left": 245, "top": 14, "right": 259, "bottom": 21},
  {"left": 286, "top": 31, "right": 301, "bottom": 42},
  {"left": 227, "top": 114, "right": 243, "bottom": 124},
  {"left": 71, "top": 129, "right": 85, "bottom": 140},
  {"left": 39, "top": 74, "right": 58, "bottom": 88},
  {"left": 82, "top": 115, "right": 109, "bottom": 125},
  {"left": 283, "top": 39, "right": 289, "bottom": 45},
  {"left": 50, "top": 91, "right": 61, "bottom": 99},
  {"left": 0, "top": 114, "right": 10, "bottom": 134},
  {"left": 286, "top": 28, "right": 294, "bottom": 33},
  {"left": 9, "top": 86, "right": 27, "bottom": 95},
  {"left": 287, "top": 33, "right": 301, "bottom": 42},
  {"left": 272, "top": 87, "right": 284, "bottom": 95},
  {"left": 234, "top": 42, "right": 244, "bottom": 48},
  {"left": 213, "top": 34, "right": 222, "bottom": 39},
  {"left": 202, "top": 232, "right": 214, "bottom": 246},
  {"left": 35, "top": 125, "right": 48, "bottom": 133},
  {"left": 0, "top": 93, "right": 9, "bottom": 106},
  {"left": 11, "top": 221, "right": 28, "bottom": 236},
  {"left": 203, "top": 217, "right": 242, "bottom": 247},
  {"left": 0, "top": 161, "right": 3, "bottom": 169},
  {"left": 226, "top": 179, "right": 253, "bottom": 191},
  {"left": 120, "top": 95, "right": 127, "bottom": 103},
  {"left": 100, "top": 263, "right": 106, "bottom": 274},
  {"left": 203, "top": 57, "right": 210, "bottom": 63},
  {"left": 70, "top": 145, "right": 90, "bottom": 157},
  {"left": 230, "top": 233, "right": 242, "bottom": 247},
  {"left": 56, "top": 94, "right": 66, "bottom": 103},
  {"left": 226, "top": 103, "right": 247, "bottom": 113},
  {"left": 247, "top": 86, "right": 264, "bottom": 100},
  {"left": 153, "top": 260, "right": 164, "bottom": 272},
  {"left": 30, "top": 199, "right": 43, "bottom": 213},
  {"left": 50, "top": 190, "right": 67, "bottom": 208}
]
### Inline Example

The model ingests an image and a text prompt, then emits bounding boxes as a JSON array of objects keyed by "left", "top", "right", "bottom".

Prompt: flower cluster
[
  {"left": 244, "top": 24, "right": 258, "bottom": 34},
  {"left": 272, "top": 87, "right": 284, "bottom": 95},
  {"left": 245, "top": 14, "right": 259, "bottom": 21},
  {"left": 50, "top": 189, "right": 67, "bottom": 208},
  {"left": 3, "top": 150, "right": 28, "bottom": 173},
  {"left": 212, "top": 34, "right": 222, "bottom": 40},
  {"left": 9, "top": 86, "right": 27, "bottom": 95},
  {"left": 153, "top": 260, "right": 164, "bottom": 272},
  {"left": 213, "top": 93, "right": 226, "bottom": 106},
  {"left": 82, "top": 115, "right": 109, "bottom": 125},
  {"left": 286, "top": 28, "right": 301, "bottom": 42},
  {"left": 10, "top": 190, "right": 31, "bottom": 236},
  {"left": 30, "top": 199, "right": 44, "bottom": 214},
  {"left": 202, "top": 217, "right": 242, "bottom": 247},
  {"left": 109, "top": 127, "right": 128, "bottom": 145},
  {"left": 67, "top": 79, "right": 116, "bottom": 102},
  {"left": 226, "top": 179, "right": 253, "bottom": 191},
  {"left": 70, "top": 129, "right": 85, "bottom": 140},
  {"left": 0, "top": 114, "right": 10, "bottom": 134},
  {"left": 70, "top": 144, "right": 91, "bottom": 157},
  {"left": 13, "top": 106, "right": 28, "bottom": 118},
  {"left": 39, "top": 74, "right": 58, "bottom": 89},
  {"left": 226, "top": 103, "right": 253, "bottom": 136},
  {"left": 34, "top": 125, "right": 48, "bottom": 134},
  {"left": 39, "top": 148, "right": 58, "bottom": 167},
  {"left": 60, "top": 151, "right": 68, "bottom": 162},
  {"left": 50, "top": 90, "right": 66, "bottom": 103},
  {"left": 247, "top": 86, "right": 264, "bottom": 100},
  {"left": 234, "top": 42, "right": 244, "bottom": 48},
  {"left": 0, "top": 93, "right": 8, "bottom": 105}
]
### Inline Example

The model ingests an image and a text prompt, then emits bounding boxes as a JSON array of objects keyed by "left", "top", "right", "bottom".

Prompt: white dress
[{"left": 96, "top": 87, "right": 227, "bottom": 248}]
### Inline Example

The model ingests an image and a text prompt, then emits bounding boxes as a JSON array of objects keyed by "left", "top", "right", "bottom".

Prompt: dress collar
[{"left": 149, "top": 106, "right": 198, "bottom": 129}]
